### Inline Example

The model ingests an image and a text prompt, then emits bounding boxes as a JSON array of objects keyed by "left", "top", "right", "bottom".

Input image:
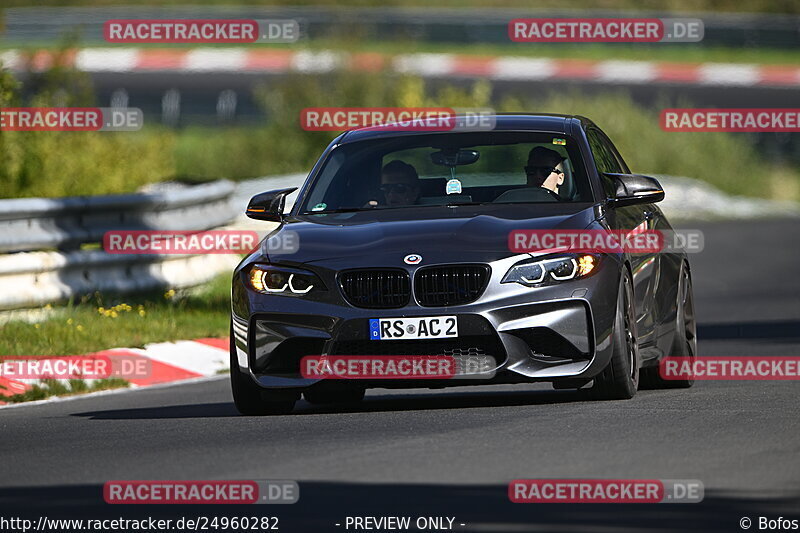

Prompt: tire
[
  {"left": 230, "top": 325, "right": 296, "bottom": 415},
  {"left": 641, "top": 264, "right": 697, "bottom": 389},
  {"left": 591, "top": 270, "right": 640, "bottom": 400},
  {"left": 304, "top": 384, "right": 365, "bottom": 405}
]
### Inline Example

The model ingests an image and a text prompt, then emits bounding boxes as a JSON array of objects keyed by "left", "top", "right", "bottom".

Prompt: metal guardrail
[
  {"left": 0, "top": 179, "right": 243, "bottom": 311},
  {"left": 0, "top": 250, "right": 240, "bottom": 311},
  {"left": 0, "top": 180, "right": 237, "bottom": 253}
]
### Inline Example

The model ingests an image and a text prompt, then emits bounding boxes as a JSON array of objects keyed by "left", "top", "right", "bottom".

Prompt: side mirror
[
  {"left": 604, "top": 173, "right": 664, "bottom": 208},
  {"left": 245, "top": 187, "right": 297, "bottom": 222}
]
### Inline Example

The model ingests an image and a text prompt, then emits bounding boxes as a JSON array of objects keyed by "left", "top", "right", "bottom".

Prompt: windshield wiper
[
  {"left": 299, "top": 207, "right": 374, "bottom": 214},
  {"left": 300, "top": 202, "right": 494, "bottom": 214},
  {"left": 439, "top": 201, "right": 493, "bottom": 207}
]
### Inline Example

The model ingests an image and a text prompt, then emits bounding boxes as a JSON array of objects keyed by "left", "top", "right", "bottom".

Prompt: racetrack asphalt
[{"left": 1, "top": 218, "right": 799, "bottom": 532}]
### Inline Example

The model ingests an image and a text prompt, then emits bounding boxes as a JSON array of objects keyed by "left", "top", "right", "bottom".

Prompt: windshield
[{"left": 298, "top": 131, "right": 593, "bottom": 214}]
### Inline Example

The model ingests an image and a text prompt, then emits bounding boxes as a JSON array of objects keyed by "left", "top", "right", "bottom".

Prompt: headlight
[
  {"left": 248, "top": 265, "right": 324, "bottom": 295},
  {"left": 502, "top": 254, "right": 599, "bottom": 287}
]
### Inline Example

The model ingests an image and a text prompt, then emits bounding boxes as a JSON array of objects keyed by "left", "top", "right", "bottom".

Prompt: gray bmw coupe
[{"left": 230, "top": 114, "right": 696, "bottom": 415}]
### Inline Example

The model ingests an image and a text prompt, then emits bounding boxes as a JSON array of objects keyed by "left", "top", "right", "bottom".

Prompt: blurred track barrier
[
  {"left": 0, "top": 180, "right": 236, "bottom": 253},
  {"left": 0, "top": 180, "right": 241, "bottom": 311},
  {"left": 0, "top": 250, "right": 240, "bottom": 311},
  {"left": 5, "top": 49, "right": 799, "bottom": 89}
]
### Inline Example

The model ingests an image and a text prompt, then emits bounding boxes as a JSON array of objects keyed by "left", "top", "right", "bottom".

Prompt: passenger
[{"left": 524, "top": 147, "right": 566, "bottom": 195}]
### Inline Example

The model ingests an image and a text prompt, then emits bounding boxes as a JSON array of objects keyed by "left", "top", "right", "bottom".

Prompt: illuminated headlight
[
  {"left": 248, "top": 265, "right": 323, "bottom": 295},
  {"left": 502, "top": 254, "right": 599, "bottom": 287}
]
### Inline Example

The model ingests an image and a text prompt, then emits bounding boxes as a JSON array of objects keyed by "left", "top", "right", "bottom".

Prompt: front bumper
[{"left": 232, "top": 254, "right": 621, "bottom": 389}]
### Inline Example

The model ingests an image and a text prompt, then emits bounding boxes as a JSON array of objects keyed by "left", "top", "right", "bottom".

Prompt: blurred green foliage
[
  {"left": 177, "top": 72, "right": 797, "bottom": 201},
  {"left": 0, "top": 45, "right": 175, "bottom": 198},
  {"left": 1, "top": 58, "right": 796, "bottom": 201}
]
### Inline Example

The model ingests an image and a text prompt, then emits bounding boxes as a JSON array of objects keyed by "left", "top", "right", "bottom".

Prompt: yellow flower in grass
[
  {"left": 67, "top": 318, "right": 73, "bottom": 325},
  {"left": 164, "top": 289, "right": 176, "bottom": 300},
  {"left": 76, "top": 325, "right": 84, "bottom": 332},
  {"left": 138, "top": 309, "right": 146, "bottom": 317}
]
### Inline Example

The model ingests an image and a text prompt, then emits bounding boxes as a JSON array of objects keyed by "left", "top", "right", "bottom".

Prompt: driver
[
  {"left": 379, "top": 160, "right": 421, "bottom": 207},
  {"left": 524, "top": 147, "right": 566, "bottom": 195}
]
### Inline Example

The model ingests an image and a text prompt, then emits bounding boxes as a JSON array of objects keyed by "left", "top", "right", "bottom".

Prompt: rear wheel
[
  {"left": 641, "top": 264, "right": 696, "bottom": 389},
  {"left": 591, "top": 270, "right": 639, "bottom": 400},
  {"left": 230, "top": 325, "right": 297, "bottom": 415}
]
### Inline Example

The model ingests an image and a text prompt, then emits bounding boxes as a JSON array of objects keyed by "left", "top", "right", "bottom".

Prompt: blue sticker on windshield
[
  {"left": 311, "top": 202, "right": 327, "bottom": 211},
  {"left": 446, "top": 179, "right": 462, "bottom": 195}
]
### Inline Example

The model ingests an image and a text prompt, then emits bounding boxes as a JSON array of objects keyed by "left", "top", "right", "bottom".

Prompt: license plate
[{"left": 369, "top": 316, "right": 458, "bottom": 340}]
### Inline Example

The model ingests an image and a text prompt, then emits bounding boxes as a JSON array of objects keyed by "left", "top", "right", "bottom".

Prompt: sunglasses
[
  {"left": 525, "top": 166, "right": 564, "bottom": 176},
  {"left": 380, "top": 183, "right": 415, "bottom": 194}
]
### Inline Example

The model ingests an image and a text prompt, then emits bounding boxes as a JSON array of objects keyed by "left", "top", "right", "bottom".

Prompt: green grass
[
  {"left": 0, "top": 273, "right": 231, "bottom": 357},
  {"left": 2, "top": 378, "right": 129, "bottom": 403}
]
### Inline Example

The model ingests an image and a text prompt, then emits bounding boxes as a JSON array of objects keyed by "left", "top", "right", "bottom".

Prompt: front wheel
[
  {"left": 591, "top": 270, "right": 640, "bottom": 400},
  {"left": 230, "top": 325, "right": 297, "bottom": 415}
]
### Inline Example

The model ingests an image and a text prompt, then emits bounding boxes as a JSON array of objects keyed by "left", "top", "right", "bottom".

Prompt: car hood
[{"left": 262, "top": 203, "right": 599, "bottom": 268}]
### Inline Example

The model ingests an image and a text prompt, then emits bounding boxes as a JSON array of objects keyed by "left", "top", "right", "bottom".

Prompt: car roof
[{"left": 337, "top": 113, "right": 597, "bottom": 144}]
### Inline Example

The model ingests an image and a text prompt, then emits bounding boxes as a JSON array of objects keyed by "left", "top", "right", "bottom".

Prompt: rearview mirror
[
  {"left": 430, "top": 148, "right": 480, "bottom": 167},
  {"left": 245, "top": 187, "right": 297, "bottom": 222},
  {"left": 604, "top": 173, "right": 664, "bottom": 208}
]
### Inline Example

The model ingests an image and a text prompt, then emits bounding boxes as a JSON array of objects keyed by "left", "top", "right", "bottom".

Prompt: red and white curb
[
  {"left": 0, "top": 337, "right": 229, "bottom": 405},
  {"left": 2, "top": 48, "right": 798, "bottom": 88}
]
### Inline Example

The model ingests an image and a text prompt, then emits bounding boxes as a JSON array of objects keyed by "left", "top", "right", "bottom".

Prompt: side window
[
  {"left": 587, "top": 129, "right": 620, "bottom": 197},
  {"left": 600, "top": 132, "right": 630, "bottom": 174}
]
